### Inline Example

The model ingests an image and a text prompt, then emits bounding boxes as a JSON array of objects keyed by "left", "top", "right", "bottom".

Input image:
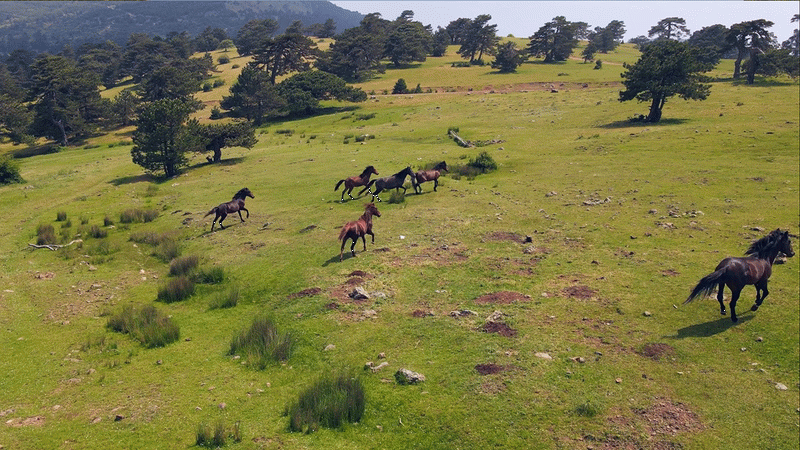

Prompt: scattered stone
[
  {"left": 643, "top": 311, "right": 652, "bottom": 317},
  {"left": 775, "top": 383, "right": 788, "bottom": 391},
  {"left": 615, "top": 378, "right": 623, "bottom": 384},
  {"left": 534, "top": 352, "right": 552, "bottom": 360},
  {"left": 218, "top": 403, "right": 226, "bottom": 409},
  {"left": 741, "top": 347, "right": 747, "bottom": 352},
  {"left": 395, "top": 368, "right": 426, "bottom": 385},
  {"left": 156, "top": 360, "right": 163, "bottom": 365},
  {"left": 349, "top": 287, "right": 370, "bottom": 300},
  {"left": 485, "top": 310, "right": 506, "bottom": 323},
  {"left": 114, "top": 415, "right": 124, "bottom": 422},
  {"left": 756, "top": 337, "right": 764, "bottom": 342},
  {"left": 365, "top": 361, "right": 389, "bottom": 373},
  {"left": 449, "top": 310, "right": 477, "bottom": 318},
  {"left": 323, "top": 344, "right": 335, "bottom": 351},
  {"left": 378, "top": 352, "right": 386, "bottom": 359}
]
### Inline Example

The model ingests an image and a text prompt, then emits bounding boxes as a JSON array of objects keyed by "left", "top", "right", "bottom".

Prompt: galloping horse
[
  {"left": 359, "top": 166, "right": 414, "bottom": 202},
  {"left": 339, "top": 203, "right": 381, "bottom": 261},
  {"left": 334, "top": 166, "right": 379, "bottom": 202},
  {"left": 684, "top": 229, "right": 794, "bottom": 322},
  {"left": 204, "top": 187, "right": 254, "bottom": 231},
  {"left": 412, "top": 161, "right": 448, "bottom": 194}
]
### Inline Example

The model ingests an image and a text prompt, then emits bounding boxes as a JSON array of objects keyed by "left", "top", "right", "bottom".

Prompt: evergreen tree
[
  {"left": 131, "top": 99, "right": 202, "bottom": 177},
  {"left": 492, "top": 41, "right": 526, "bottom": 72},
  {"left": 648, "top": 17, "right": 691, "bottom": 41},
  {"left": 527, "top": 16, "right": 580, "bottom": 62}
]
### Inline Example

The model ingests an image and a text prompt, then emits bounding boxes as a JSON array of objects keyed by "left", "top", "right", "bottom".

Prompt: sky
[{"left": 329, "top": 1, "right": 799, "bottom": 43}]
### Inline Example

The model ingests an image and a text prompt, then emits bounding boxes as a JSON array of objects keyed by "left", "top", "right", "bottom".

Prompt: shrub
[
  {"left": 36, "top": 224, "right": 57, "bottom": 245},
  {"left": 153, "top": 238, "right": 180, "bottom": 263},
  {"left": 217, "top": 55, "right": 230, "bottom": 65},
  {"left": 388, "top": 189, "right": 406, "bottom": 204},
  {"left": 594, "top": 60, "right": 602, "bottom": 70},
  {"left": 229, "top": 317, "right": 294, "bottom": 369},
  {"left": 209, "top": 288, "right": 239, "bottom": 310},
  {"left": 157, "top": 276, "right": 195, "bottom": 303},
  {"left": 103, "top": 216, "right": 114, "bottom": 226},
  {"left": 392, "top": 78, "right": 407, "bottom": 94},
  {"left": 196, "top": 419, "right": 239, "bottom": 447},
  {"left": 56, "top": 211, "right": 67, "bottom": 222},
  {"left": 0, "top": 155, "right": 24, "bottom": 185},
  {"left": 210, "top": 107, "right": 223, "bottom": 120},
  {"left": 120, "top": 208, "right": 159, "bottom": 224},
  {"left": 169, "top": 255, "right": 199, "bottom": 276},
  {"left": 467, "top": 151, "right": 498, "bottom": 173},
  {"left": 213, "top": 79, "right": 225, "bottom": 88},
  {"left": 89, "top": 224, "right": 108, "bottom": 239},
  {"left": 286, "top": 372, "right": 366, "bottom": 433},
  {"left": 203, "top": 82, "right": 213, "bottom": 92},
  {"left": 106, "top": 304, "right": 180, "bottom": 348},
  {"left": 575, "top": 400, "right": 602, "bottom": 417}
]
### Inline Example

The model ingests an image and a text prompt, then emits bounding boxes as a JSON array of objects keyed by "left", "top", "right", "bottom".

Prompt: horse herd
[{"left": 201, "top": 165, "right": 795, "bottom": 324}]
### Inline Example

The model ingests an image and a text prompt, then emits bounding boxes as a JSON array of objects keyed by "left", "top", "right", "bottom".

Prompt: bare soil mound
[{"left": 474, "top": 291, "right": 530, "bottom": 304}]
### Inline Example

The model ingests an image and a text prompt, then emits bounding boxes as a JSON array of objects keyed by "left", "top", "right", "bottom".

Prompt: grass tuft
[
  {"left": 156, "top": 276, "right": 195, "bottom": 303},
  {"left": 209, "top": 288, "right": 239, "bottom": 310},
  {"left": 106, "top": 304, "right": 179, "bottom": 348},
  {"left": 36, "top": 224, "right": 57, "bottom": 245},
  {"left": 229, "top": 317, "right": 294, "bottom": 369},
  {"left": 120, "top": 208, "right": 159, "bottom": 224},
  {"left": 286, "top": 372, "right": 366, "bottom": 433},
  {"left": 169, "top": 255, "right": 199, "bottom": 276}
]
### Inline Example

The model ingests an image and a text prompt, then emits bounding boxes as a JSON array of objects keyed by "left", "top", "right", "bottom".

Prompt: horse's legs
[
  {"left": 751, "top": 282, "right": 769, "bottom": 311},
  {"left": 716, "top": 282, "right": 726, "bottom": 315},
  {"left": 350, "top": 238, "right": 357, "bottom": 257},
  {"left": 361, "top": 235, "right": 367, "bottom": 251},
  {"left": 433, "top": 179, "right": 438, "bottom": 192},
  {"left": 729, "top": 287, "right": 742, "bottom": 322},
  {"left": 340, "top": 238, "right": 347, "bottom": 261},
  {"left": 367, "top": 230, "right": 375, "bottom": 244},
  {"left": 242, "top": 207, "right": 249, "bottom": 219},
  {"left": 218, "top": 212, "right": 227, "bottom": 229}
]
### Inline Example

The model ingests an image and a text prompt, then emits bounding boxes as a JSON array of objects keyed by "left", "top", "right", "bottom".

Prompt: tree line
[{"left": 1, "top": 11, "right": 798, "bottom": 180}]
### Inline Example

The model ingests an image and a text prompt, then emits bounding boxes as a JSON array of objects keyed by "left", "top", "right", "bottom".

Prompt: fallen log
[{"left": 28, "top": 239, "right": 83, "bottom": 251}]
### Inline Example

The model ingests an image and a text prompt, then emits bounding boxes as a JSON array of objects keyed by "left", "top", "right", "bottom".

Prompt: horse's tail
[
  {"left": 338, "top": 224, "right": 349, "bottom": 241},
  {"left": 335, "top": 179, "right": 344, "bottom": 191},
  {"left": 684, "top": 268, "right": 726, "bottom": 304},
  {"left": 204, "top": 207, "right": 217, "bottom": 218}
]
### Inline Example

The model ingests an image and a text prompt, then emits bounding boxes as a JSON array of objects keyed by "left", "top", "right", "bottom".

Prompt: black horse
[
  {"left": 684, "top": 229, "right": 794, "bottom": 322},
  {"left": 358, "top": 166, "right": 414, "bottom": 202},
  {"left": 204, "top": 187, "right": 254, "bottom": 231}
]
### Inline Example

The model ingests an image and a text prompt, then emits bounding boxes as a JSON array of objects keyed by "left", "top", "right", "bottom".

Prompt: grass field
[{"left": 0, "top": 43, "right": 798, "bottom": 449}]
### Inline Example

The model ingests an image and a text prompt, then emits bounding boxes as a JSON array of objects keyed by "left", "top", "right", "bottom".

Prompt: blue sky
[{"left": 330, "top": 1, "right": 799, "bottom": 42}]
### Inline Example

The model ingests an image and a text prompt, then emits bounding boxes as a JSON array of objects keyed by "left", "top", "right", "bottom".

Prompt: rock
[
  {"left": 485, "top": 310, "right": 506, "bottom": 323},
  {"left": 114, "top": 415, "right": 124, "bottom": 422},
  {"left": 323, "top": 344, "right": 335, "bottom": 351},
  {"left": 775, "top": 383, "right": 788, "bottom": 391},
  {"left": 349, "top": 287, "right": 370, "bottom": 300},
  {"left": 756, "top": 337, "right": 764, "bottom": 342},
  {"left": 643, "top": 311, "right": 652, "bottom": 317},
  {"left": 535, "top": 352, "right": 552, "bottom": 360},
  {"left": 395, "top": 368, "right": 426, "bottom": 385},
  {"left": 449, "top": 310, "right": 477, "bottom": 318},
  {"left": 615, "top": 378, "right": 622, "bottom": 384}
]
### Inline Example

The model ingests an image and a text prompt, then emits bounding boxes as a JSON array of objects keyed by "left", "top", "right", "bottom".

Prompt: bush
[
  {"left": 153, "top": 238, "right": 180, "bottom": 263},
  {"left": 594, "top": 60, "right": 602, "bottom": 70},
  {"left": 229, "top": 317, "right": 294, "bottom": 369},
  {"left": 103, "top": 216, "right": 114, "bottom": 226},
  {"left": 209, "top": 288, "right": 239, "bottom": 310},
  {"left": 213, "top": 79, "right": 225, "bottom": 88},
  {"left": 203, "top": 82, "right": 213, "bottom": 92},
  {"left": 56, "top": 211, "right": 67, "bottom": 222},
  {"left": 196, "top": 419, "right": 239, "bottom": 447},
  {"left": 0, "top": 155, "right": 24, "bottom": 185},
  {"left": 210, "top": 107, "right": 223, "bottom": 120},
  {"left": 392, "top": 78, "right": 408, "bottom": 94},
  {"left": 286, "top": 372, "right": 366, "bottom": 433},
  {"left": 217, "top": 55, "right": 230, "bottom": 65},
  {"left": 388, "top": 189, "right": 406, "bottom": 204},
  {"left": 467, "top": 151, "right": 498, "bottom": 173},
  {"left": 157, "top": 276, "right": 195, "bottom": 303},
  {"left": 193, "top": 266, "right": 225, "bottom": 284},
  {"left": 106, "top": 304, "right": 180, "bottom": 348},
  {"left": 169, "top": 255, "right": 199, "bottom": 276},
  {"left": 36, "top": 224, "right": 57, "bottom": 245},
  {"left": 89, "top": 224, "right": 108, "bottom": 239}
]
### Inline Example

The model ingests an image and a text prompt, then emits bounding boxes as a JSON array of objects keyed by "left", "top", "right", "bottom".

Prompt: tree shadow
[
  {"left": 109, "top": 173, "right": 158, "bottom": 186},
  {"left": 598, "top": 118, "right": 690, "bottom": 129},
  {"left": 666, "top": 315, "right": 753, "bottom": 339}
]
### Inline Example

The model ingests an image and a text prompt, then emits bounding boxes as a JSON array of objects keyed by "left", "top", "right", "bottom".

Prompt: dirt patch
[
  {"left": 481, "top": 321, "right": 517, "bottom": 337},
  {"left": 287, "top": 287, "right": 322, "bottom": 299},
  {"left": 475, "top": 363, "right": 509, "bottom": 375},
  {"left": 636, "top": 399, "right": 705, "bottom": 436},
  {"left": 562, "top": 285, "right": 597, "bottom": 300},
  {"left": 638, "top": 343, "right": 676, "bottom": 361},
  {"left": 348, "top": 270, "right": 369, "bottom": 278},
  {"left": 411, "top": 309, "right": 433, "bottom": 318},
  {"left": 474, "top": 291, "right": 530, "bottom": 305},
  {"left": 483, "top": 231, "right": 529, "bottom": 243},
  {"left": 661, "top": 270, "right": 679, "bottom": 277},
  {"left": 5, "top": 416, "right": 45, "bottom": 427}
]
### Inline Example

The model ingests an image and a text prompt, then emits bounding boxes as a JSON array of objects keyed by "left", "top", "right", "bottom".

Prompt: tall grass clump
[
  {"left": 119, "top": 208, "right": 159, "bottom": 223},
  {"left": 36, "top": 224, "right": 57, "bottom": 245},
  {"left": 228, "top": 317, "right": 294, "bottom": 369},
  {"left": 286, "top": 372, "right": 366, "bottom": 433},
  {"left": 88, "top": 224, "right": 108, "bottom": 239},
  {"left": 196, "top": 419, "right": 240, "bottom": 447},
  {"left": 156, "top": 276, "right": 195, "bottom": 303},
  {"left": 56, "top": 211, "right": 67, "bottom": 222},
  {"left": 209, "top": 288, "right": 239, "bottom": 310},
  {"left": 193, "top": 266, "right": 225, "bottom": 284},
  {"left": 0, "top": 155, "right": 24, "bottom": 185},
  {"left": 169, "top": 255, "right": 199, "bottom": 276},
  {"left": 106, "top": 304, "right": 180, "bottom": 348}
]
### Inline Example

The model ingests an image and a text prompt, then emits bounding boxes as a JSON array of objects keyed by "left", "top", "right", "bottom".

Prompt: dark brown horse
[
  {"left": 334, "top": 165, "right": 378, "bottom": 202},
  {"left": 684, "top": 229, "right": 794, "bottom": 322},
  {"left": 358, "top": 166, "right": 414, "bottom": 202},
  {"left": 204, "top": 187, "right": 254, "bottom": 231},
  {"left": 412, "top": 161, "right": 448, "bottom": 194},
  {"left": 338, "top": 203, "right": 380, "bottom": 261}
]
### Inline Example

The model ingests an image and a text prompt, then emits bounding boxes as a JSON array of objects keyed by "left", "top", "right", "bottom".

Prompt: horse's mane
[
  {"left": 434, "top": 161, "right": 447, "bottom": 170},
  {"left": 232, "top": 188, "right": 251, "bottom": 200},
  {"left": 394, "top": 167, "right": 412, "bottom": 177},
  {"left": 360, "top": 166, "right": 375, "bottom": 176},
  {"left": 745, "top": 229, "right": 783, "bottom": 258}
]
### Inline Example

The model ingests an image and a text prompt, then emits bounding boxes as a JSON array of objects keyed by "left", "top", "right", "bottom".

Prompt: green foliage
[
  {"left": 574, "top": 400, "right": 602, "bottom": 418},
  {"left": 388, "top": 189, "right": 406, "bottom": 204},
  {"left": 468, "top": 151, "right": 498, "bottom": 173},
  {"left": 0, "top": 155, "right": 25, "bottom": 185},
  {"left": 527, "top": 16, "right": 580, "bottom": 63},
  {"left": 392, "top": 78, "right": 408, "bottom": 94},
  {"left": 192, "top": 267, "right": 225, "bottom": 284},
  {"left": 156, "top": 276, "right": 195, "bottom": 303},
  {"left": 195, "top": 420, "right": 226, "bottom": 448},
  {"left": 36, "top": 224, "right": 57, "bottom": 245},
  {"left": 56, "top": 211, "right": 67, "bottom": 222},
  {"left": 229, "top": 317, "right": 294, "bottom": 369},
  {"left": 131, "top": 98, "right": 201, "bottom": 177},
  {"left": 492, "top": 41, "right": 525, "bottom": 72},
  {"left": 286, "top": 372, "right": 366, "bottom": 433},
  {"left": 106, "top": 304, "right": 180, "bottom": 348},
  {"left": 88, "top": 224, "right": 108, "bottom": 239},
  {"left": 217, "top": 55, "right": 230, "bottom": 65}
]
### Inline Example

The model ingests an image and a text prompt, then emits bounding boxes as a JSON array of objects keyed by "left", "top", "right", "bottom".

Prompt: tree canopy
[
  {"left": 527, "top": 16, "right": 581, "bottom": 63},
  {"left": 131, "top": 99, "right": 202, "bottom": 177},
  {"left": 619, "top": 40, "right": 712, "bottom": 123}
]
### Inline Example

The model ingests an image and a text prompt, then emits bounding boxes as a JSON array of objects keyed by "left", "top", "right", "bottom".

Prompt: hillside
[
  {"left": 0, "top": 45, "right": 798, "bottom": 449},
  {"left": 0, "top": 1, "right": 364, "bottom": 56}
]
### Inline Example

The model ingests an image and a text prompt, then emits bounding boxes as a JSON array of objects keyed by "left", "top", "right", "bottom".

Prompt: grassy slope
[{"left": 0, "top": 45, "right": 798, "bottom": 449}]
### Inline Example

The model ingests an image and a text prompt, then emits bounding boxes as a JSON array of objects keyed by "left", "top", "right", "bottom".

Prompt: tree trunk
[
  {"left": 647, "top": 95, "right": 663, "bottom": 123},
  {"left": 213, "top": 147, "right": 222, "bottom": 162},
  {"left": 733, "top": 48, "right": 745, "bottom": 79}
]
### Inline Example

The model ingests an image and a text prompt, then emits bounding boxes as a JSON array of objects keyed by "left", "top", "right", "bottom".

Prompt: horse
[
  {"left": 204, "top": 187, "right": 254, "bottom": 231},
  {"left": 684, "top": 229, "right": 794, "bottom": 322},
  {"left": 358, "top": 166, "right": 414, "bottom": 202},
  {"left": 412, "top": 161, "right": 448, "bottom": 194},
  {"left": 334, "top": 165, "right": 379, "bottom": 202},
  {"left": 338, "top": 203, "right": 381, "bottom": 261}
]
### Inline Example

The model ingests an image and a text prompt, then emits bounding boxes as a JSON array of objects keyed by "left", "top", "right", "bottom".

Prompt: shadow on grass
[
  {"left": 109, "top": 173, "right": 157, "bottom": 186},
  {"left": 598, "top": 118, "right": 690, "bottom": 129},
  {"left": 668, "top": 315, "right": 753, "bottom": 339}
]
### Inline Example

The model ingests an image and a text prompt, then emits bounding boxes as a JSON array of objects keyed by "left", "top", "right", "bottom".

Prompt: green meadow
[{"left": 0, "top": 44, "right": 798, "bottom": 449}]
